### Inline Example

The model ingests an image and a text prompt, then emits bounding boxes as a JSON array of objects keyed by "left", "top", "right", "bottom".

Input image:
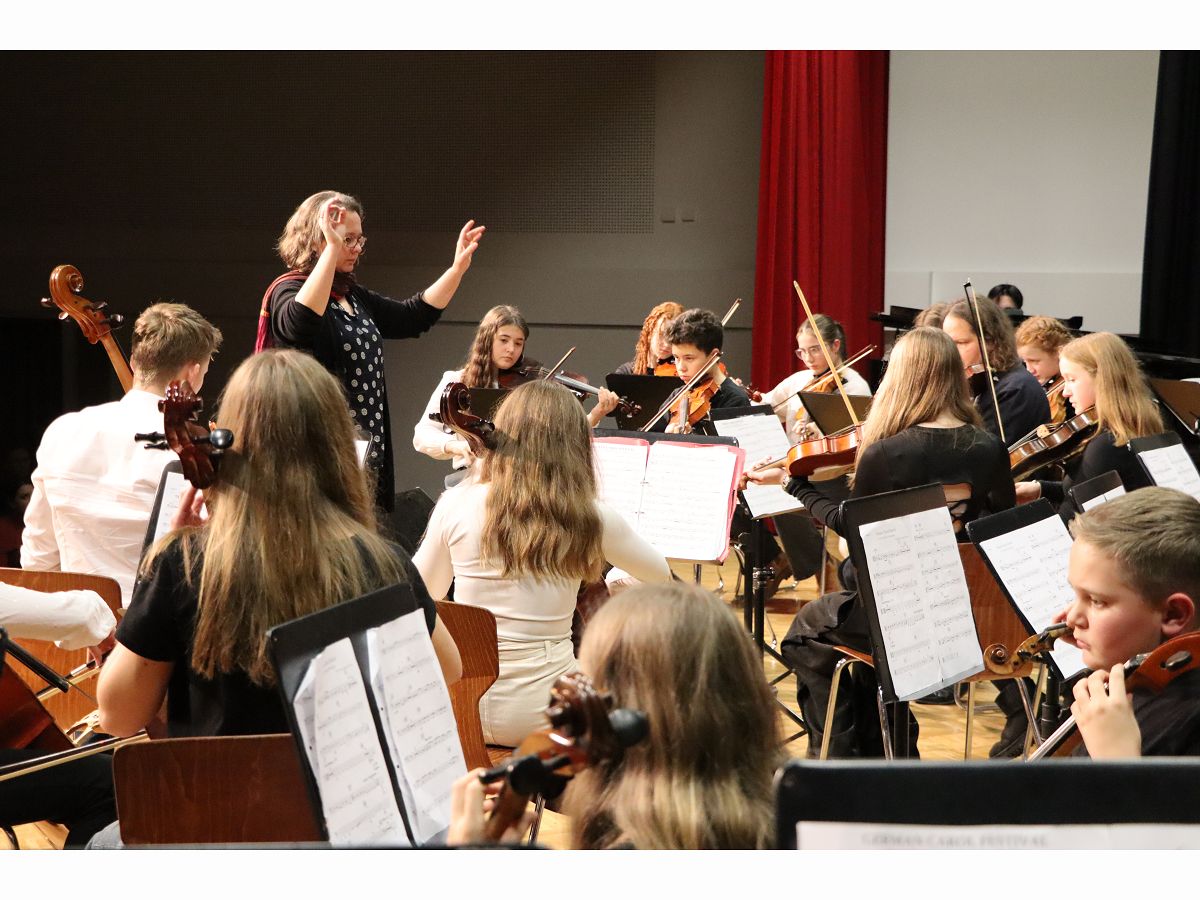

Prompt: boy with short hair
[
  {"left": 660, "top": 307, "right": 750, "bottom": 433},
  {"left": 1056, "top": 486, "right": 1200, "bottom": 757}
]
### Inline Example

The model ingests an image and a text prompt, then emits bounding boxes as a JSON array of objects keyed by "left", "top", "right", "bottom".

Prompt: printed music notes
[
  {"left": 976, "top": 514, "right": 1086, "bottom": 678},
  {"left": 593, "top": 437, "right": 745, "bottom": 563},
  {"left": 1137, "top": 443, "right": 1200, "bottom": 500},
  {"left": 858, "top": 507, "right": 983, "bottom": 700},
  {"left": 289, "top": 611, "right": 464, "bottom": 846},
  {"left": 711, "top": 413, "right": 805, "bottom": 518}
]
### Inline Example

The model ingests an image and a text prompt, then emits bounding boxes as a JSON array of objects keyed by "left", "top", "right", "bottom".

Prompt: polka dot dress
[{"left": 329, "top": 296, "right": 387, "bottom": 472}]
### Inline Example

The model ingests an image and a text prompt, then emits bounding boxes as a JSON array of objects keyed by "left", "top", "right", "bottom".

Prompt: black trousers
[
  {"left": 780, "top": 590, "right": 918, "bottom": 758},
  {"left": 0, "top": 748, "right": 117, "bottom": 847}
]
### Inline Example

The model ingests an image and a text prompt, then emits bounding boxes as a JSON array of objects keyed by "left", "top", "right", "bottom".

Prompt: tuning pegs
[
  {"left": 40, "top": 297, "right": 55, "bottom": 309},
  {"left": 109, "top": 313, "right": 124, "bottom": 327},
  {"left": 58, "top": 312, "right": 69, "bottom": 322}
]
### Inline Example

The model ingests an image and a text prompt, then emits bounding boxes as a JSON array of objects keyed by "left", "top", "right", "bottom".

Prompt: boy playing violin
[
  {"left": 660, "top": 308, "right": 750, "bottom": 433},
  {"left": 1055, "top": 487, "right": 1200, "bottom": 758}
]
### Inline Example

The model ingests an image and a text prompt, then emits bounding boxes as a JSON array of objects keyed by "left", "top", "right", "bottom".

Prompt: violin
[
  {"left": 639, "top": 350, "right": 724, "bottom": 433},
  {"left": 1043, "top": 375, "right": 1070, "bottom": 424},
  {"left": 43, "top": 264, "right": 134, "bottom": 393},
  {"left": 1028, "top": 630, "right": 1200, "bottom": 760},
  {"left": 429, "top": 381, "right": 496, "bottom": 459},
  {"left": 479, "top": 672, "right": 647, "bottom": 842},
  {"left": 652, "top": 359, "right": 678, "bottom": 378},
  {"left": 1008, "top": 406, "right": 1099, "bottom": 481},
  {"left": 784, "top": 424, "right": 864, "bottom": 478},
  {"left": 518, "top": 357, "right": 642, "bottom": 420},
  {"left": 964, "top": 362, "right": 997, "bottom": 399},
  {"left": 135, "top": 381, "right": 234, "bottom": 490}
]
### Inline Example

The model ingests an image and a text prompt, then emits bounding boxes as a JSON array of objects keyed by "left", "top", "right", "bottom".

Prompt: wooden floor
[{"left": 8, "top": 558, "right": 1005, "bottom": 850}]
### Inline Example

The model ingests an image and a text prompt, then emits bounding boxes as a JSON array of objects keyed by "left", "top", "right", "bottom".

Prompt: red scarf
[{"left": 254, "top": 270, "right": 357, "bottom": 353}]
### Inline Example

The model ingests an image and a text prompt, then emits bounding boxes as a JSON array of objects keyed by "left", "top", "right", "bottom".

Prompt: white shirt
[
  {"left": 413, "top": 369, "right": 475, "bottom": 470},
  {"left": 0, "top": 582, "right": 116, "bottom": 650},
  {"left": 413, "top": 480, "right": 672, "bottom": 643},
  {"left": 21, "top": 389, "right": 171, "bottom": 606},
  {"left": 757, "top": 366, "right": 872, "bottom": 441}
]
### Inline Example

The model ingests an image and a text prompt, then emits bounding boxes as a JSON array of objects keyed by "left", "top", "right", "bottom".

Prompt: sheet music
[
  {"left": 1080, "top": 485, "right": 1126, "bottom": 511},
  {"left": 639, "top": 441, "right": 744, "bottom": 562},
  {"left": 711, "top": 414, "right": 805, "bottom": 518},
  {"left": 152, "top": 470, "right": 189, "bottom": 544},
  {"left": 977, "top": 516, "right": 1086, "bottom": 678},
  {"left": 1139, "top": 444, "right": 1200, "bottom": 499},
  {"left": 292, "top": 637, "right": 408, "bottom": 846},
  {"left": 592, "top": 439, "right": 649, "bottom": 532},
  {"left": 368, "top": 611, "right": 465, "bottom": 845},
  {"left": 858, "top": 507, "right": 983, "bottom": 700},
  {"left": 797, "top": 822, "right": 1200, "bottom": 850}
]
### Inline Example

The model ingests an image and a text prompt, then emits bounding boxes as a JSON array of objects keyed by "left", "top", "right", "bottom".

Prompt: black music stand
[
  {"left": 775, "top": 759, "right": 1200, "bottom": 849},
  {"left": 1130, "top": 431, "right": 1200, "bottom": 497},
  {"left": 139, "top": 459, "right": 185, "bottom": 563},
  {"left": 1150, "top": 377, "right": 1200, "bottom": 442},
  {"left": 1068, "top": 469, "right": 1125, "bottom": 514},
  {"left": 267, "top": 583, "right": 423, "bottom": 845},
  {"left": 603, "top": 374, "right": 682, "bottom": 431},
  {"left": 798, "top": 392, "right": 873, "bottom": 437},
  {"left": 467, "top": 387, "right": 509, "bottom": 420}
]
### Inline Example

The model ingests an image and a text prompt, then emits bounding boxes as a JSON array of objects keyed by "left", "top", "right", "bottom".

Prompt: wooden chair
[
  {"left": 0, "top": 568, "right": 121, "bottom": 730},
  {"left": 434, "top": 600, "right": 500, "bottom": 770},
  {"left": 821, "top": 542, "right": 1033, "bottom": 760},
  {"left": 113, "top": 734, "right": 322, "bottom": 845}
]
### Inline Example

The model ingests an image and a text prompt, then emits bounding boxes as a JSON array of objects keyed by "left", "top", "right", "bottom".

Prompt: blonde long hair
[
  {"left": 148, "top": 350, "right": 405, "bottom": 686},
  {"left": 1060, "top": 332, "right": 1163, "bottom": 446},
  {"left": 566, "top": 583, "right": 783, "bottom": 849},
  {"left": 276, "top": 190, "right": 364, "bottom": 272},
  {"left": 460, "top": 305, "right": 529, "bottom": 388},
  {"left": 480, "top": 381, "right": 603, "bottom": 581},
  {"left": 631, "top": 301, "right": 684, "bottom": 374},
  {"left": 857, "top": 327, "right": 982, "bottom": 461}
]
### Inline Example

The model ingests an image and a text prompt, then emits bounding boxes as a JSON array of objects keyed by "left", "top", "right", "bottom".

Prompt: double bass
[{"left": 43, "top": 264, "right": 133, "bottom": 393}]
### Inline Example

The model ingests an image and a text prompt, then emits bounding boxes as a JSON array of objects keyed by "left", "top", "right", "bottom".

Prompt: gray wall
[{"left": 0, "top": 51, "right": 764, "bottom": 499}]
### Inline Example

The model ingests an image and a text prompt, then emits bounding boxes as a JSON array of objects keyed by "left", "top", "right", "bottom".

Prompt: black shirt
[
  {"left": 118, "top": 537, "right": 437, "bottom": 738},
  {"left": 785, "top": 424, "right": 1016, "bottom": 538},
  {"left": 976, "top": 365, "right": 1051, "bottom": 449},
  {"left": 1037, "top": 430, "right": 1151, "bottom": 522},
  {"left": 268, "top": 280, "right": 443, "bottom": 509},
  {"left": 1074, "top": 667, "right": 1200, "bottom": 758}
]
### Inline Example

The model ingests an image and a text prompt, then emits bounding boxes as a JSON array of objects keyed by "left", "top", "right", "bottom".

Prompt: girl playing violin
[
  {"left": 943, "top": 296, "right": 1050, "bottom": 447},
  {"left": 757, "top": 314, "right": 871, "bottom": 442},
  {"left": 413, "top": 380, "right": 671, "bottom": 747},
  {"left": 657, "top": 308, "right": 750, "bottom": 433},
  {"left": 97, "top": 350, "right": 461, "bottom": 742},
  {"left": 1015, "top": 315, "right": 1075, "bottom": 423},
  {"left": 745, "top": 327, "right": 1014, "bottom": 757},
  {"left": 414, "top": 306, "right": 619, "bottom": 475},
  {"left": 1014, "top": 332, "right": 1164, "bottom": 518},
  {"left": 449, "top": 582, "right": 783, "bottom": 848},
  {"left": 614, "top": 300, "right": 683, "bottom": 377}
]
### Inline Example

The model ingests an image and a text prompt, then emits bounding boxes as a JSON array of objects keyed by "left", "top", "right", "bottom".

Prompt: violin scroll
[
  {"left": 136, "top": 380, "right": 233, "bottom": 489},
  {"left": 430, "top": 381, "right": 496, "bottom": 458}
]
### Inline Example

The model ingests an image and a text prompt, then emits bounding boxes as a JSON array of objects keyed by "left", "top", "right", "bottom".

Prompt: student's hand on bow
[{"left": 1072, "top": 664, "right": 1142, "bottom": 759}]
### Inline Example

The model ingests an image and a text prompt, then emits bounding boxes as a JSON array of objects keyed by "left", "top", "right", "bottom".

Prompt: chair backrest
[
  {"left": 434, "top": 600, "right": 498, "bottom": 770},
  {"left": 113, "top": 734, "right": 322, "bottom": 845},
  {"left": 0, "top": 568, "right": 121, "bottom": 729},
  {"left": 958, "top": 543, "right": 1035, "bottom": 682}
]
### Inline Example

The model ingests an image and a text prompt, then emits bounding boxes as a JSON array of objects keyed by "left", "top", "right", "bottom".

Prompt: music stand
[
  {"left": 1068, "top": 470, "right": 1125, "bottom": 514},
  {"left": 798, "top": 393, "right": 872, "bottom": 437},
  {"left": 604, "top": 374, "right": 681, "bottom": 431},
  {"left": 775, "top": 759, "right": 1200, "bottom": 849},
  {"left": 1150, "top": 378, "right": 1200, "bottom": 440},
  {"left": 139, "top": 460, "right": 185, "bottom": 563},
  {"left": 1130, "top": 431, "right": 1200, "bottom": 499},
  {"left": 267, "top": 583, "right": 423, "bottom": 844},
  {"left": 467, "top": 387, "right": 509, "bottom": 420}
]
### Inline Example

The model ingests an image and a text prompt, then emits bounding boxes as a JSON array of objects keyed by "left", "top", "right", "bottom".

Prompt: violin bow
[
  {"left": 638, "top": 350, "right": 723, "bottom": 433},
  {"left": 792, "top": 282, "right": 861, "bottom": 429},
  {"left": 720, "top": 298, "right": 742, "bottom": 327},
  {"left": 541, "top": 347, "right": 577, "bottom": 382},
  {"left": 963, "top": 279, "right": 1006, "bottom": 443}
]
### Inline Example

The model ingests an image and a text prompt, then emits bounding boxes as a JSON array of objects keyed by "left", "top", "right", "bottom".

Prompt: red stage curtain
[{"left": 752, "top": 51, "right": 890, "bottom": 392}]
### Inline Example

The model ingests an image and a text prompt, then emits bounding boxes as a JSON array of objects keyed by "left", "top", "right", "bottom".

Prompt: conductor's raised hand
[
  {"left": 318, "top": 199, "right": 346, "bottom": 252},
  {"left": 451, "top": 220, "right": 486, "bottom": 274}
]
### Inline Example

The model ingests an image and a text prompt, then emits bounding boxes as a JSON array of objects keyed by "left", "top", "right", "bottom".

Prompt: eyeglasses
[
  {"left": 343, "top": 235, "right": 368, "bottom": 251},
  {"left": 794, "top": 347, "right": 823, "bottom": 359}
]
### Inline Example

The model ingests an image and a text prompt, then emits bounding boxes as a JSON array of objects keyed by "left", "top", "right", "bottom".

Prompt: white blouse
[
  {"left": 412, "top": 369, "right": 473, "bottom": 469},
  {"left": 757, "top": 365, "right": 872, "bottom": 441},
  {"left": 413, "top": 481, "right": 671, "bottom": 643}
]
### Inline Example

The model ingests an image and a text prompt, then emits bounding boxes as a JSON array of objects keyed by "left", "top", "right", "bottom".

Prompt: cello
[{"left": 43, "top": 264, "right": 133, "bottom": 393}]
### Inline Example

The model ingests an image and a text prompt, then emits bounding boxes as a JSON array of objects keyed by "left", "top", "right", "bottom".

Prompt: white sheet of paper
[
  {"left": 1138, "top": 444, "right": 1200, "bottom": 499},
  {"left": 368, "top": 611, "right": 465, "bottom": 845},
  {"left": 638, "top": 441, "right": 744, "bottom": 562},
  {"left": 592, "top": 440, "right": 650, "bottom": 533},
  {"left": 152, "top": 470, "right": 189, "bottom": 544},
  {"left": 858, "top": 507, "right": 983, "bottom": 700},
  {"left": 296, "top": 637, "right": 408, "bottom": 847},
  {"left": 355, "top": 439, "right": 370, "bottom": 467},
  {"left": 711, "top": 413, "right": 805, "bottom": 518},
  {"left": 978, "top": 515, "right": 1086, "bottom": 678},
  {"left": 1080, "top": 485, "right": 1126, "bottom": 511},
  {"left": 796, "top": 821, "right": 1200, "bottom": 850}
]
